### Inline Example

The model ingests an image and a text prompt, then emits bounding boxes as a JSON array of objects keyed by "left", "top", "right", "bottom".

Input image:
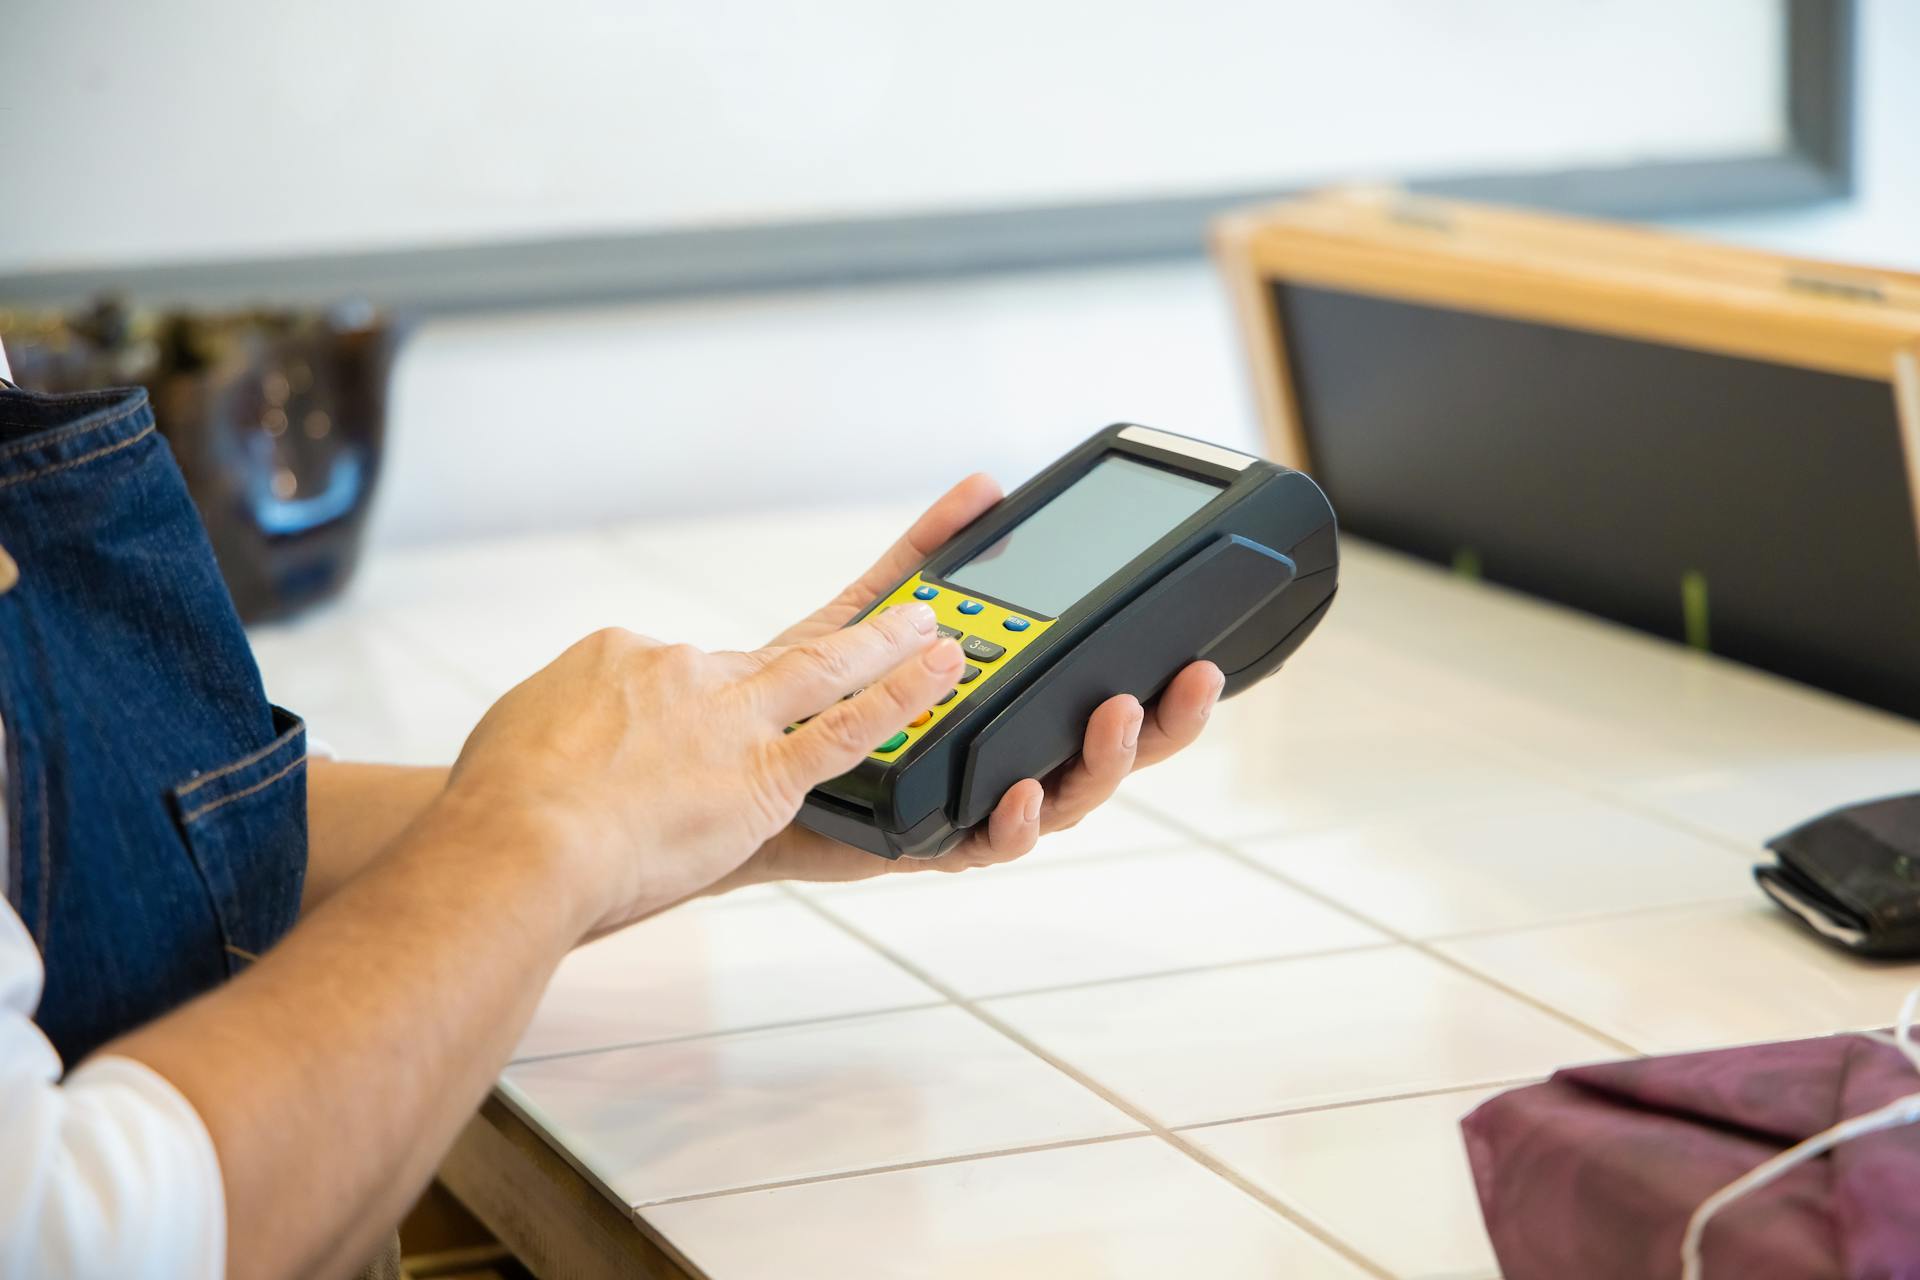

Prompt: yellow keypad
[{"left": 862, "top": 574, "right": 1054, "bottom": 760}]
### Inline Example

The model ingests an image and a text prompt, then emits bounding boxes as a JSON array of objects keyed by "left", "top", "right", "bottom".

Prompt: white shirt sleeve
[{"left": 0, "top": 900, "right": 226, "bottom": 1280}]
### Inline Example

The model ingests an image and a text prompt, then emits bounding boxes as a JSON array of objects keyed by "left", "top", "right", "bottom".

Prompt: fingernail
[
  {"left": 1122, "top": 707, "right": 1143, "bottom": 750},
  {"left": 1022, "top": 790, "right": 1042, "bottom": 823},
  {"left": 898, "top": 602, "right": 937, "bottom": 634},
  {"left": 922, "top": 638, "right": 962, "bottom": 672}
]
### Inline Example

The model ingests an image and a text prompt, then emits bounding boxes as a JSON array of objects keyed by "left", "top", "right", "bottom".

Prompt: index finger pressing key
[
  {"left": 779, "top": 636, "right": 966, "bottom": 784},
  {"left": 751, "top": 601, "right": 940, "bottom": 725}
]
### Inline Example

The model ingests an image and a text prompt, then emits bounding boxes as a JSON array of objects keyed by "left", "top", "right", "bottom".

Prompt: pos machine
[{"left": 797, "top": 423, "right": 1338, "bottom": 859}]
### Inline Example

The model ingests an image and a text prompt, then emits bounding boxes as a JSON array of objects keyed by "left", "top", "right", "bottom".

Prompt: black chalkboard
[{"left": 1276, "top": 282, "right": 1920, "bottom": 720}]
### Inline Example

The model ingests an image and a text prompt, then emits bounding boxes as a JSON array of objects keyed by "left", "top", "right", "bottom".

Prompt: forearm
[
  {"left": 105, "top": 794, "right": 601, "bottom": 1280},
  {"left": 304, "top": 760, "right": 449, "bottom": 914}
]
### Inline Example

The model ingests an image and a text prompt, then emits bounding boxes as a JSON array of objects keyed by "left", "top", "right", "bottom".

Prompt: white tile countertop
[{"left": 249, "top": 510, "right": 1920, "bottom": 1280}]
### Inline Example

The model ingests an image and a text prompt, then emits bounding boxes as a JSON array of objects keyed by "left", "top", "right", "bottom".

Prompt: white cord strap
[{"left": 1681, "top": 986, "right": 1920, "bottom": 1280}]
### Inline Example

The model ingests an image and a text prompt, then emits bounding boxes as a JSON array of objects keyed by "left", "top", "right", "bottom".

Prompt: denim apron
[{"left": 0, "top": 385, "right": 308, "bottom": 1066}]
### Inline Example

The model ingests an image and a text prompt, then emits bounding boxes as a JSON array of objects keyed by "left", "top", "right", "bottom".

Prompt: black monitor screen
[{"left": 1275, "top": 280, "right": 1920, "bottom": 718}]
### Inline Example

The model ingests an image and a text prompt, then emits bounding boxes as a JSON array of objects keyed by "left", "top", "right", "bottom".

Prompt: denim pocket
[{"left": 168, "top": 705, "right": 309, "bottom": 974}]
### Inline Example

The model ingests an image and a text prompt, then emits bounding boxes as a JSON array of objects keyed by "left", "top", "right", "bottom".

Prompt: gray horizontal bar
[
  {"left": 0, "top": 150, "right": 1848, "bottom": 318},
  {"left": 1412, "top": 152, "right": 1846, "bottom": 221}
]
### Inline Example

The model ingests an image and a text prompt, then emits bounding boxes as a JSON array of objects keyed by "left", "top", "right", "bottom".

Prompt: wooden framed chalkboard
[{"left": 1213, "top": 188, "right": 1920, "bottom": 719}]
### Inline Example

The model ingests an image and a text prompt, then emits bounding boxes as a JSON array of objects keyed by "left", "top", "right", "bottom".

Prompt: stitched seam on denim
[
  {"left": 224, "top": 944, "right": 261, "bottom": 962},
  {"left": 0, "top": 667, "right": 21, "bottom": 916},
  {"left": 0, "top": 424, "right": 157, "bottom": 492},
  {"left": 2, "top": 763, "right": 15, "bottom": 913},
  {"left": 11, "top": 601, "right": 58, "bottom": 949},
  {"left": 0, "top": 388, "right": 137, "bottom": 448},
  {"left": 177, "top": 720, "right": 306, "bottom": 797},
  {"left": 182, "top": 754, "right": 307, "bottom": 823},
  {"left": 0, "top": 393, "right": 149, "bottom": 462},
  {"left": 0, "top": 393, "right": 143, "bottom": 458},
  {"left": 34, "top": 765, "right": 48, "bottom": 953}
]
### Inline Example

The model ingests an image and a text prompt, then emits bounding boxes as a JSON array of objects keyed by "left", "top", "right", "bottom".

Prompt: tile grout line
[
  {"left": 1120, "top": 807, "right": 1644, "bottom": 1059},
  {"left": 489, "top": 1081, "right": 700, "bottom": 1258},
  {"left": 1162, "top": 767, "right": 1768, "bottom": 871},
  {"left": 1459, "top": 748, "right": 1783, "bottom": 867},
  {"left": 1416, "top": 893, "right": 1757, "bottom": 948},
  {"left": 637, "top": 1076, "right": 1544, "bottom": 1215},
  {"left": 1334, "top": 687, "right": 1803, "bottom": 867},
  {"left": 1117, "top": 686, "right": 1794, "bottom": 936},
  {"left": 512, "top": 910, "right": 1615, "bottom": 1082},
  {"left": 970, "top": 938, "right": 1400, "bottom": 1002},
  {"left": 636, "top": 1131, "right": 1148, "bottom": 1210},
  {"left": 516, "top": 918, "right": 1402, "bottom": 1074},
  {"left": 1582, "top": 789, "right": 1788, "bottom": 864},
  {"left": 797, "top": 829, "right": 1203, "bottom": 899},
  {"left": 1169, "top": 1076, "right": 1543, "bottom": 1134},
  {"left": 1198, "top": 614, "right": 1854, "bottom": 869},
  {"left": 774, "top": 883, "right": 1401, "bottom": 1280},
  {"left": 505, "top": 997, "right": 952, "bottom": 1068},
  {"left": 516, "top": 844, "right": 1466, "bottom": 1076}
]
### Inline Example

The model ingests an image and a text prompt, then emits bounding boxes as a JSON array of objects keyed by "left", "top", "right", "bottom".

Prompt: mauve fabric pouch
[{"left": 1462, "top": 1031, "right": 1920, "bottom": 1279}]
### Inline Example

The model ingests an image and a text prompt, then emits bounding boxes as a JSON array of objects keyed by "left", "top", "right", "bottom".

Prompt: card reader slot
[
  {"left": 789, "top": 787, "right": 882, "bottom": 853},
  {"left": 954, "top": 534, "right": 1298, "bottom": 828},
  {"left": 1209, "top": 566, "right": 1337, "bottom": 695}
]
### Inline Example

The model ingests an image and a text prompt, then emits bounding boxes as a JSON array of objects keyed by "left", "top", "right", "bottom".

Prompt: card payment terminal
[{"left": 797, "top": 423, "right": 1338, "bottom": 859}]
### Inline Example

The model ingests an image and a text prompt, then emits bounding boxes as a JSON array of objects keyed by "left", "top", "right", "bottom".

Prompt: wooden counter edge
[{"left": 439, "top": 1094, "right": 700, "bottom": 1280}]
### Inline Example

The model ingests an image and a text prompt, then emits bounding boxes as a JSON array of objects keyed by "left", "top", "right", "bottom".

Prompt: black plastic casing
[{"left": 796, "top": 424, "right": 1339, "bottom": 858}]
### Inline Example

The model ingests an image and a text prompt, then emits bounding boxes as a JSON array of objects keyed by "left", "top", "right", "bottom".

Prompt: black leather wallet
[{"left": 1757, "top": 792, "right": 1920, "bottom": 958}]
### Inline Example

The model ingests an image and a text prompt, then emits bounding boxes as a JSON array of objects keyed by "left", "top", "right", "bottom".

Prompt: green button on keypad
[{"left": 875, "top": 731, "right": 909, "bottom": 754}]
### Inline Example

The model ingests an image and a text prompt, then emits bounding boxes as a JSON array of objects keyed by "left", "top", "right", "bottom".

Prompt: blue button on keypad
[
  {"left": 913, "top": 585, "right": 939, "bottom": 600},
  {"left": 1003, "top": 616, "right": 1031, "bottom": 632},
  {"left": 957, "top": 599, "right": 984, "bottom": 615}
]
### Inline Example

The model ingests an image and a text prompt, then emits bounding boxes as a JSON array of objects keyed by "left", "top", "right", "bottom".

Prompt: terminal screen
[{"left": 945, "top": 455, "right": 1220, "bottom": 616}]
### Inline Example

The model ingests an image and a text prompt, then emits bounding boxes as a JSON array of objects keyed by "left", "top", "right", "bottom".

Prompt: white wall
[
  {"left": 373, "top": 260, "right": 1256, "bottom": 545},
  {"left": 0, "top": 0, "right": 1782, "bottom": 272},
  {"left": 371, "top": 0, "right": 1918, "bottom": 551},
  {"left": 1661, "top": 1, "right": 1920, "bottom": 270}
]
